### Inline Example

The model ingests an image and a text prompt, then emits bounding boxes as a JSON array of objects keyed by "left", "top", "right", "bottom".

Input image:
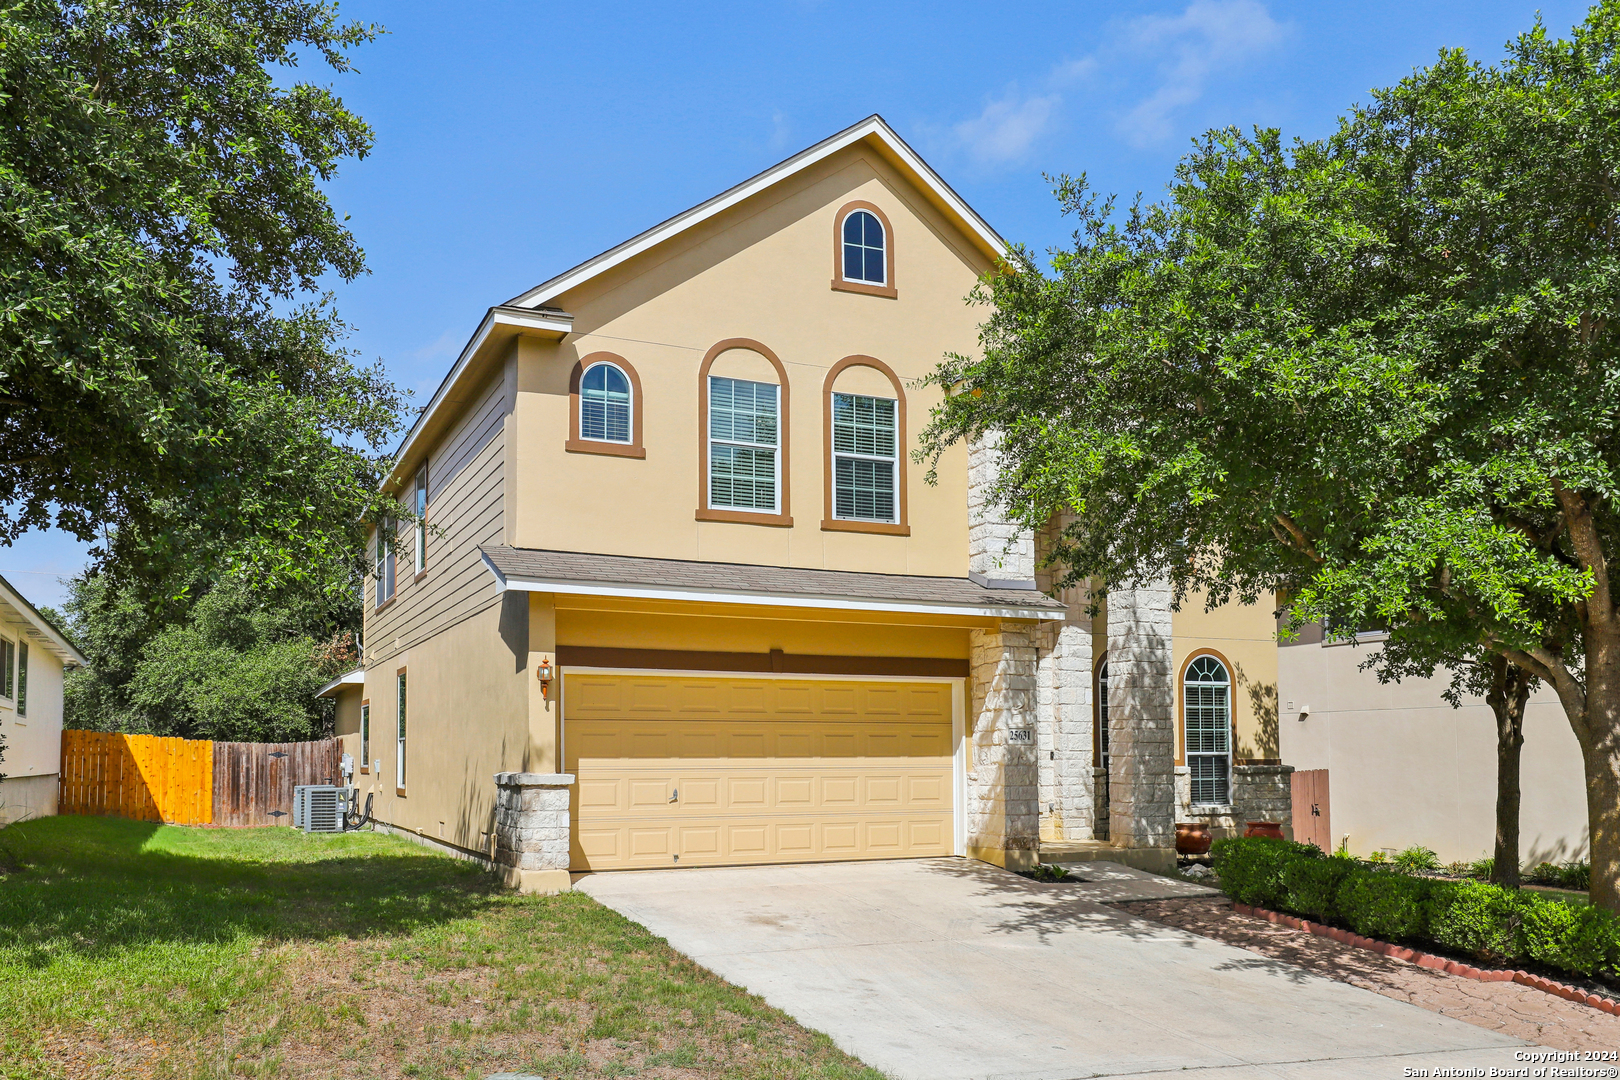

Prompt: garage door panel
[{"left": 566, "top": 674, "right": 956, "bottom": 871}]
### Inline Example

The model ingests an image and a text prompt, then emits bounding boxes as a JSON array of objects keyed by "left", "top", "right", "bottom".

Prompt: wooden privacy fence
[{"left": 59, "top": 731, "right": 342, "bottom": 827}]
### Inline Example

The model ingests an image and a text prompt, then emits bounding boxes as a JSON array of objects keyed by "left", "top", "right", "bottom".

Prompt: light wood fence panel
[{"left": 58, "top": 731, "right": 214, "bottom": 825}]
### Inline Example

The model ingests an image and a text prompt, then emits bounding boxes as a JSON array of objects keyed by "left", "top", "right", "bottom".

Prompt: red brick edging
[{"left": 1231, "top": 902, "right": 1620, "bottom": 1014}]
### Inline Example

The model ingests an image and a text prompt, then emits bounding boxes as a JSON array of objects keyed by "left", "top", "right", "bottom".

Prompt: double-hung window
[
  {"left": 395, "top": 670, "right": 407, "bottom": 789},
  {"left": 17, "top": 641, "right": 25, "bottom": 718},
  {"left": 831, "top": 393, "right": 898, "bottom": 522},
  {"left": 376, "top": 520, "right": 395, "bottom": 606},
  {"left": 708, "top": 376, "right": 779, "bottom": 512},
  {"left": 1185, "top": 655, "right": 1232, "bottom": 806},
  {"left": 414, "top": 466, "right": 428, "bottom": 575},
  {"left": 360, "top": 700, "right": 370, "bottom": 772},
  {"left": 0, "top": 638, "right": 14, "bottom": 702}
]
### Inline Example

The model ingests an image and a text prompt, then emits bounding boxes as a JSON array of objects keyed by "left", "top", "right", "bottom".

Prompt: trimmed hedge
[{"left": 1211, "top": 837, "right": 1620, "bottom": 981}]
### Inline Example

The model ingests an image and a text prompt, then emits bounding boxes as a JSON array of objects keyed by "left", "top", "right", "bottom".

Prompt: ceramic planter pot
[
  {"left": 1175, "top": 822, "right": 1212, "bottom": 855},
  {"left": 1245, "top": 821, "right": 1285, "bottom": 840}
]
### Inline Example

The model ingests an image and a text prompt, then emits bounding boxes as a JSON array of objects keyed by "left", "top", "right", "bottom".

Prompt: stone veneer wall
[
  {"left": 968, "top": 433, "right": 1035, "bottom": 582},
  {"left": 967, "top": 623, "right": 1040, "bottom": 870},
  {"left": 1033, "top": 516, "right": 1096, "bottom": 843},
  {"left": 1106, "top": 580, "right": 1176, "bottom": 850},
  {"left": 1175, "top": 763, "right": 1295, "bottom": 840}
]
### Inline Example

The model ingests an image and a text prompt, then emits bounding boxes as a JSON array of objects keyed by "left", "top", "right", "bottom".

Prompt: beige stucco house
[
  {"left": 353, "top": 117, "right": 1289, "bottom": 890},
  {"left": 0, "top": 573, "right": 88, "bottom": 826},
  {"left": 1280, "top": 628, "right": 1588, "bottom": 865}
]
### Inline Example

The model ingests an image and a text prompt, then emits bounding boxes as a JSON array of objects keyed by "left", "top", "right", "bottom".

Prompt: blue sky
[{"left": 7, "top": 0, "right": 1593, "bottom": 610}]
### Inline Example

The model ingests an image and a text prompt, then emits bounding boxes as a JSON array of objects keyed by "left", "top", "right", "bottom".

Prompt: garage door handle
[{"left": 669, "top": 788, "right": 678, "bottom": 803}]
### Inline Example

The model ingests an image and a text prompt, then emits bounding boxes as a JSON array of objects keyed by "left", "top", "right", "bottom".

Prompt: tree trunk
[
  {"left": 1486, "top": 656, "right": 1530, "bottom": 890},
  {"left": 1583, "top": 705, "right": 1620, "bottom": 912}
]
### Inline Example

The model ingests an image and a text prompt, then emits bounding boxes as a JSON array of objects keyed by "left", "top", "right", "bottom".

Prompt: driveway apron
[{"left": 577, "top": 858, "right": 1536, "bottom": 1080}]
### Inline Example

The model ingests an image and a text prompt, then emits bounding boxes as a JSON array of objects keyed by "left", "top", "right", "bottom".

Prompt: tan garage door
[{"left": 564, "top": 672, "right": 956, "bottom": 871}]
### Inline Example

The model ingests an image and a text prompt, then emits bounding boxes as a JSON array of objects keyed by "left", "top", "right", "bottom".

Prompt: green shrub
[
  {"left": 1426, "top": 880, "right": 1526, "bottom": 963},
  {"left": 1393, "top": 845, "right": 1442, "bottom": 875},
  {"left": 1467, "top": 857, "right": 1495, "bottom": 881},
  {"left": 1522, "top": 896, "right": 1616, "bottom": 976},
  {"left": 1338, "top": 871, "right": 1434, "bottom": 942},
  {"left": 1526, "top": 860, "right": 1592, "bottom": 892},
  {"left": 1280, "top": 856, "right": 1354, "bottom": 921},
  {"left": 1211, "top": 836, "right": 1319, "bottom": 908}
]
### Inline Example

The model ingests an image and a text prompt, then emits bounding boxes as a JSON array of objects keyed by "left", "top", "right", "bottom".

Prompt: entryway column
[
  {"left": 1106, "top": 579, "right": 1176, "bottom": 863},
  {"left": 1036, "top": 583, "right": 1096, "bottom": 842},
  {"left": 493, "top": 771, "right": 574, "bottom": 894},
  {"left": 967, "top": 621, "right": 1040, "bottom": 871}
]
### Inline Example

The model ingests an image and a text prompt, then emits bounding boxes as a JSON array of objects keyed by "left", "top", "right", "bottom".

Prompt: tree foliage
[
  {"left": 921, "top": 3, "right": 1620, "bottom": 908},
  {"left": 0, "top": 0, "right": 403, "bottom": 596}
]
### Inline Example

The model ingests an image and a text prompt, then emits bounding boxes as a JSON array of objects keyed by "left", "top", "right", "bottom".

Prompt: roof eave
[
  {"left": 315, "top": 668, "right": 366, "bottom": 699},
  {"left": 0, "top": 573, "right": 89, "bottom": 667}
]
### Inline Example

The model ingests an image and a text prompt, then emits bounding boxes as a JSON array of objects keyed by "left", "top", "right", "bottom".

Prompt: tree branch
[
  {"left": 1272, "top": 512, "right": 1324, "bottom": 564},
  {"left": 1555, "top": 480, "right": 1614, "bottom": 634}
]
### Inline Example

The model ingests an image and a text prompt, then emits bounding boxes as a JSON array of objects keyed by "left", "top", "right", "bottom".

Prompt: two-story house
[{"left": 347, "top": 117, "right": 1289, "bottom": 892}]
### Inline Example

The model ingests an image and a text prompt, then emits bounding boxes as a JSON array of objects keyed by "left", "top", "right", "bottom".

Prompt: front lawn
[{"left": 0, "top": 816, "right": 884, "bottom": 1080}]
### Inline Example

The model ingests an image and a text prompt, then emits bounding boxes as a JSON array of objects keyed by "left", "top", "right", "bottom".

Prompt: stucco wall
[
  {"left": 506, "top": 143, "right": 984, "bottom": 577},
  {"left": 1171, "top": 590, "right": 1280, "bottom": 764},
  {"left": 1279, "top": 638, "right": 1588, "bottom": 865}
]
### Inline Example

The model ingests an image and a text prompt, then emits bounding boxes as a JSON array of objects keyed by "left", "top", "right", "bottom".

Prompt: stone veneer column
[
  {"left": 968, "top": 433, "right": 1035, "bottom": 582},
  {"left": 1106, "top": 580, "right": 1176, "bottom": 856},
  {"left": 1035, "top": 586, "right": 1095, "bottom": 841},
  {"left": 493, "top": 771, "right": 575, "bottom": 894},
  {"left": 967, "top": 623, "right": 1040, "bottom": 870}
]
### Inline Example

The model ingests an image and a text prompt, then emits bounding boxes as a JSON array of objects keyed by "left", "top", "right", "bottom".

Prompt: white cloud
[
  {"left": 770, "top": 110, "right": 792, "bottom": 151},
  {"left": 411, "top": 328, "right": 463, "bottom": 363},
  {"left": 1116, "top": 0, "right": 1287, "bottom": 146},
  {"left": 953, "top": 90, "right": 1063, "bottom": 165}
]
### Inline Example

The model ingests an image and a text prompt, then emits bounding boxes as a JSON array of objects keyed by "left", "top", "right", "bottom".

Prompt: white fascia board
[
  {"left": 388, "top": 306, "right": 573, "bottom": 486},
  {"left": 505, "top": 115, "right": 1007, "bottom": 311},
  {"left": 479, "top": 552, "right": 1065, "bottom": 622},
  {"left": 315, "top": 668, "right": 366, "bottom": 699},
  {"left": 0, "top": 573, "right": 88, "bottom": 667}
]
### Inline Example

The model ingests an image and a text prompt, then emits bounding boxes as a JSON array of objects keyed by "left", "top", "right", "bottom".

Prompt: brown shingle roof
[{"left": 479, "top": 546, "right": 1066, "bottom": 615}]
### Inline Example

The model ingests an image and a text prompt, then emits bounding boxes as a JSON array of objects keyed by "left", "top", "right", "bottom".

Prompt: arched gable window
[
  {"left": 831, "top": 201, "right": 897, "bottom": 298},
  {"left": 1096, "top": 659, "right": 1110, "bottom": 769},
  {"left": 567, "top": 352, "right": 645, "bottom": 458},
  {"left": 1184, "top": 654, "right": 1233, "bottom": 807}
]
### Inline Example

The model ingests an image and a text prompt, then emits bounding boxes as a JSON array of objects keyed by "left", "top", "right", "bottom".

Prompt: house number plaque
[{"left": 1008, "top": 728, "right": 1033, "bottom": 745}]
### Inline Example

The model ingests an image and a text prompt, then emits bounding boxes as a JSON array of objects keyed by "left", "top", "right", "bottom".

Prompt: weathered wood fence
[{"left": 59, "top": 731, "right": 342, "bottom": 827}]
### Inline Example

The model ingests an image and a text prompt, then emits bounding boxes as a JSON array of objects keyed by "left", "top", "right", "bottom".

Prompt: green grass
[{"left": 0, "top": 816, "right": 886, "bottom": 1080}]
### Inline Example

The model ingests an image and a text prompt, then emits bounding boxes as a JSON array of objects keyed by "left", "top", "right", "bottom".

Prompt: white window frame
[
  {"left": 1097, "top": 659, "right": 1109, "bottom": 768},
  {"left": 16, "top": 640, "right": 26, "bottom": 718},
  {"left": 841, "top": 209, "right": 887, "bottom": 285},
  {"left": 376, "top": 520, "right": 395, "bottom": 607},
  {"left": 707, "top": 375, "right": 780, "bottom": 514},
  {"left": 395, "top": 670, "right": 407, "bottom": 790},
  {"left": 830, "top": 391, "right": 899, "bottom": 523},
  {"left": 0, "top": 635, "right": 15, "bottom": 702},
  {"left": 360, "top": 700, "right": 370, "bottom": 772},
  {"left": 414, "top": 465, "right": 428, "bottom": 575},
  {"left": 1184, "top": 654, "right": 1233, "bottom": 808},
  {"left": 580, "top": 361, "right": 634, "bottom": 445}
]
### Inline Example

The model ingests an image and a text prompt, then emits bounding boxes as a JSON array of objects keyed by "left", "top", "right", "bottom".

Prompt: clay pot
[
  {"left": 1245, "top": 821, "right": 1285, "bottom": 840},
  {"left": 1175, "top": 822, "right": 1213, "bottom": 855}
]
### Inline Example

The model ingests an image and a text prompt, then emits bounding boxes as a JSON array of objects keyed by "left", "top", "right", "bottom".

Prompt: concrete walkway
[{"left": 577, "top": 858, "right": 1536, "bottom": 1080}]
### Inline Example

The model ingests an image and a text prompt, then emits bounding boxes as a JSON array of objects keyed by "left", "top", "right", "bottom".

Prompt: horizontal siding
[{"left": 367, "top": 364, "right": 510, "bottom": 666}]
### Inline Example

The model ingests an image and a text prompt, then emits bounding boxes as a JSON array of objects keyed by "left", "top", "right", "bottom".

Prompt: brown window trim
[
  {"left": 568, "top": 351, "right": 647, "bottom": 458},
  {"left": 831, "top": 200, "right": 897, "bottom": 299},
  {"left": 822, "top": 355, "right": 910, "bottom": 535},
  {"left": 359, "top": 697, "right": 370, "bottom": 773},
  {"left": 1176, "top": 646, "right": 1235, "bottom": 768},
  {"left": 374, "top": 595, "right": 396, "bottom": 614},
  {"left": 395, "top": 788, "right": 407, "bottom": 797},
  {"left": 396, "top": 664, "right": 407, "bottom": 793},
  {"left": 696, "top": 338, "right": 791, "bottom": 527}
]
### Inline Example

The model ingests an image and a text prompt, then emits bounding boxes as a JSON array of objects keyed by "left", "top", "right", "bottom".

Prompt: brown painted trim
[
  {"left": 568, "top": 351, "right": 646, "bottom": 457},
  {"left": 413, "top": 570, "right": 428, "bottom": 584},
  {"left": 396, "top": 665, "right": 407, "bottom": 791},
  {"left": 831, "top": 200, "right": 898, "bottom": 299},
  {"left": 696, "top": 338, "right": 791, "bottom": 526},
  {"left": 821, "top": 354, "right": 909, "bottom": 535},
  {"left": 1093, "top": 650, "right": 1108, "bottom": 769},
  {"left": 558, "top": 645, "right": 967, "bottom": 679},
  {"left": 395, "top": 788, "right": 407, "bottom": 797},
  {"left": 1177, "top": 646, "right": 1234, "bottom": 768},
  {"left": 359, "top": 697, "right": 371, "bottom": 772},
  {"left": 374, "top": 595, "right": 395, "bottom": 614},
  {"left": 1234, "top": 758, "right": 1283, "bottom": 767}
]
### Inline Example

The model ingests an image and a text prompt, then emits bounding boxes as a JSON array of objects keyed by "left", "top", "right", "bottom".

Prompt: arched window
[
  {"left": 581, "top": 362, "right": 631, "bottom": 443},
  {"left": 831, "top": 202, "right": 896, "bottom": 298},
  {"left": 1096, "top": 660, "right": 1110, "bottom": 769},
  {"left": 821, "top": 356, "right": 909, "bottom": 535},
  {"left": 842, "top": 210, "right": 885, "bottom": 284},
  {"left": 1184, "top": 654, "right": 1232, "bottom": 806},
  {"left": 567, "top": 352, "right": 645, "bottom": 458}
]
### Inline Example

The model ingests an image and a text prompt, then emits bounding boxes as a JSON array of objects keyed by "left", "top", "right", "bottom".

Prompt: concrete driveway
[{"left": 577, "top": 858, "right": 1535, "bottom": 1080}]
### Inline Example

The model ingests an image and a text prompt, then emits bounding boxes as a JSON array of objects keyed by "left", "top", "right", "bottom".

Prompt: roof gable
[{"left": 505, "top": 115, "right": 1005, "bottom": 311}]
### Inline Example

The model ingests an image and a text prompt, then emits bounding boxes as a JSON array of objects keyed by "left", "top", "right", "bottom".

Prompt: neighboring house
[
  {"left": 0, "top": 573, "right": 88, "bottom": 826},
  {"left": 356, "top": 116, "right": 1289, "bottom": 889},
  {"left": 1280, "top": 627, "right": 1588, "bottom": 865}
]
